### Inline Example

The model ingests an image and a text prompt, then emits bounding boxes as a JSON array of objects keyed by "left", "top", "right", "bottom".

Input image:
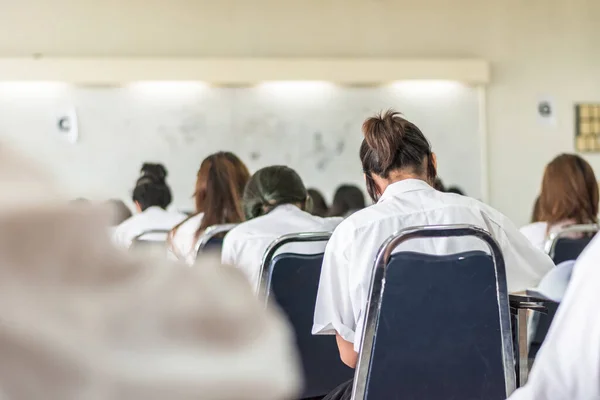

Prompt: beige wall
[{"left": 1, "top": 0, "right": 599, "bottom": 225}]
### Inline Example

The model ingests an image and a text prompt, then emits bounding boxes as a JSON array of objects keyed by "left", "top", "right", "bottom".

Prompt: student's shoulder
[
  {"left": 330, "top": 204, "right": 388, "bottom": 237},
  {"left": 224, "top": 217, "right": 269, "bottom": 243},
  {"left": 520, "top": 222, "right": 548, "bottom": 237},
  {"left": 113, "top": 213, "right": 139, "bottom": 233},
  {"left": 316, "top": 216, "right": 344, "bottom": 231}
]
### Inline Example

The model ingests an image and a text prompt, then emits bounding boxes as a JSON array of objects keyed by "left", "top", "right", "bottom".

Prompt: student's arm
[
  {"left": 492, "top": 218, "right": 555, "bottom": 292},
  {"left": 336, "top": 334, "right": 358, "bottom": 368},
  {"left": 312, "top": 223, "right": 358, "bottom": 365}
]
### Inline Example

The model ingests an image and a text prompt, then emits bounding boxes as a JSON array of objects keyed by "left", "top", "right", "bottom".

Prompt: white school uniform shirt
[
  {"left": 113, "top": 206, "right": 187, "bottom": 248},
  {"left": 509, "top": 236, "right": 600, "bottom": 400},
  {"left": 519, "top": 220, "right": 576, "bottom": 251},
  {"left": 312, "top": 179, "right": 555, "bottom": 352},
  {"left": 222, "top": 204, "right": 342, "bottom": 291},
  {"left": 168, "top": 213, "right": 204, "bottom": 264}
]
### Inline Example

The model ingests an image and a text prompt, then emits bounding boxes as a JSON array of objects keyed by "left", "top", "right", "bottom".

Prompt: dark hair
[
  {"left": 172, "top": 152, "right": 249, "bottom": 244},
  {"left": 433, "top": 178, "right": 445, "bottom": 192},
  {"left": 360, "top": 110, "right": 436, "bottom": 201},
  {"left": 243, "top": 166, "right": 308, "bottom": 220},
  {"left": 132, "top": 163, "right": 172, "bottom": 211},
  {"left": 106, "top": 199, "right": 133, "bottom": 226},
  {"left": 538, "top": 154, "right": 599, "bottom": 225},
  {"left": 328, "top": 184, "right": 366, "bottom": 217},
  {"left": 307, "top": 188, "right": 328, "bottom": 217},
  {"left": 447, "top": 186, "right": 465, "bottom": 196}
]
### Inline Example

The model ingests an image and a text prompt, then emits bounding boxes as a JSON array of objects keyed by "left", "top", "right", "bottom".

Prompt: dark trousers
[{"left": 322, "top": 379, "right": 353, "bottom": 400}]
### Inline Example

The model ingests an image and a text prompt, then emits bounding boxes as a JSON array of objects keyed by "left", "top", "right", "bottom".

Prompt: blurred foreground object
[{"left": 0, "top": 145, "right": 300, "bottom": 400}]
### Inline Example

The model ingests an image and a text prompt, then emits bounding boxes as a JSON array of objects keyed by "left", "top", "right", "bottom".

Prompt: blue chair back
[
  {"left": 353, "top": 225, "right": 516, "bottom": 400},
  {"left": 544, "top": 224, "right": 598, "bottom": 264},
  {"left": 195, "top": 223, "right": 238, "bottom": 259},
  {"left": 259, "top": 233, "right": 353, "bottom": 399}
]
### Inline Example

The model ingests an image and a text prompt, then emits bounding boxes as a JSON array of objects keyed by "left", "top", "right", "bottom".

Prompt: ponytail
[{"left": 360, "top": 110, "right": 436, "bottom": 201}]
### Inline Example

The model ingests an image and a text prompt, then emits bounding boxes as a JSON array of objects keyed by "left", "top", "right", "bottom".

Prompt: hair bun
[
  {"left": 140, "top": 163, "right": 168, "bottom": 184},
  {"left": 362, "top": 110, "right": 405, "bottom": 171}
]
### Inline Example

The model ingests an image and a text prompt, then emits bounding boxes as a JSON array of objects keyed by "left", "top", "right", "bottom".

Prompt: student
[
  {"left": 0, "top": 145, "right": 300, "bottom": 400},
  {"left": 307, "top": 188, "right": 329, "bottom": 217},
  {"left": 222, "top": 166, "right": 342, "bottom": 290},
  {"left": 327, "top": 184, "right": 366, "bottom": 218},
  {"left": 520, "top": 154, "right": 599, "bottom": 251},
  {"left": 312, "top": 110, "right": 554, "bottom": 386},
  {"left": 113, "top": 163, "right": 186, "bottom": 248},
  {"left": 169, "top": 152, "right": 250, "bottom": 264},
  {"left": 509, "top": 236, "right": 600, "bottom": 400}
]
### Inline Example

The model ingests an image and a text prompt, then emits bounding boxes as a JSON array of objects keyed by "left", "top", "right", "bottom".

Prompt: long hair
[
  {"left": 538, "top": 154, "right": 599, "bottom": 226},
  {"left": 170, "top": 152, "right": 250, "bottom": 249}
]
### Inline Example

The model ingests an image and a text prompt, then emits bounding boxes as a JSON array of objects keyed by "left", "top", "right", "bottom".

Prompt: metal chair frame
[{"left": 351, "top": 224, "right": 516, "bottom": 400}]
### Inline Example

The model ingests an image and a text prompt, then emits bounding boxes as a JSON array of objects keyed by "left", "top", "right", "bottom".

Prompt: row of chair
[
  {"left": 130, "top": 222, "right": 598, "bottom": 399},
  {"left": 259, "top": 224, "right": 598, "bottom": 400}
]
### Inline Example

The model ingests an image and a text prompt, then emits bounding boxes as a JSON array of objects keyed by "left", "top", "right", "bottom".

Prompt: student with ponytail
[
  {"left": 222, "top": 166, "right": 342, "bottom": 290},
  {"left": 312, "top": 110, "right": 554, "bottom": 393},
  {"left": 168, "top": 152, "right": 250, "bottom": 264},
  {"left": 113, "top": 163, "right": 187, "bottom": 248}
]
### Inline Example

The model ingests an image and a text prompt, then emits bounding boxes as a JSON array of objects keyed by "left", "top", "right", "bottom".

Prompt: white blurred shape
[
  {"left": 0, "top": 81, "right": 69, "bottom": 99},
  {"left": 388, "top": 80, "right": 466, "bottom": 97}
]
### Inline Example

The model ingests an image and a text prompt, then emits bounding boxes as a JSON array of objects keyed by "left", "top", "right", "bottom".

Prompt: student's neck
[{"left": 386, "top": 171, "right": 427, "bottom": 184}]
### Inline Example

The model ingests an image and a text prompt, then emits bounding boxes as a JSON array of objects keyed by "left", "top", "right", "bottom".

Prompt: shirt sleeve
[
  {"left": 312, "top": 224, "right": 357, "bottom": 343},
  {"left": 492, "top": 217, "right": 554, "bottom": 292},
  {"left": 221, "top": 230, "right": 237, "bottom": 267},
  {"left": 509, "top": 236, "right": 600, "bottom": 400},
  {"left": 112, "top": 223, "right": 133, "bottom": 249}
]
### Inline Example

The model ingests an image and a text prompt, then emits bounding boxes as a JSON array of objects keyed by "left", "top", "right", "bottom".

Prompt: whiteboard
[{"left": 0, "top": 81, "right": 481, "bottom": 211}]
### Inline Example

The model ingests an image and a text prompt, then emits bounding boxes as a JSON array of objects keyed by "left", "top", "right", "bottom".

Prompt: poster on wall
[{"left": 575, "top": 104, "right": 600, "bottom": 152}]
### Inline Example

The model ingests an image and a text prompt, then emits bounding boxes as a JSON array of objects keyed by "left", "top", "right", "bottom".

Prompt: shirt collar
[{"left": 378, "top": 179, "right": 433, "bottom": 202}]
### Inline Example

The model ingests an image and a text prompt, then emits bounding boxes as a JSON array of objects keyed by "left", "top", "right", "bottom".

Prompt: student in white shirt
[
  {"left": 222, "top": 166, "right": 342, "bottom": 290},
  {"left": 509, "top": 236, "right": 600, "bottom": 400},
  {"left": 168, "top": 152, "right": 250, "bottom": 264},
  {"left": 0, "top": 144, "right": 301, "bottom": 400},
  {"left": 312, "top": 110, "right": 554, "bottom": 389},
  {"left": 113, "top": 163, "right": 186, "bottom": 248},
  {"left": 520, "top": 154, "right": 598, "bottom": 251}
]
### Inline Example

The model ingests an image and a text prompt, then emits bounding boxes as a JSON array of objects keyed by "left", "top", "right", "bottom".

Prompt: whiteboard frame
[{"left": 0, "top": 57, "right": 489, "bottom": 85}]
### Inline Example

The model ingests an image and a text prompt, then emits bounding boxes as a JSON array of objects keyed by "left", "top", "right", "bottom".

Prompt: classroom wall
[{"left": 0, "top": 0, "right": 599, "bottom": 225}]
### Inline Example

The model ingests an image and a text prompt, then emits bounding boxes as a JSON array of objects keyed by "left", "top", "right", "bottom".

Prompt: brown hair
[
  {"left": 170, "top": 152, "right": 250, "bottom": 248},
  {"left": 538, "top": 154, "right": 599, "bottom": 226},
  {"left": 530, "top": 196, "right": 542, "bottom": 223},
  {"left": 360, "top": 110, "right": 436, "bottom": 201}
]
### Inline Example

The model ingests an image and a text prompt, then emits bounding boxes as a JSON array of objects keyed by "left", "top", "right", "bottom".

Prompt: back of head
[
  {"left": 106, "top": 199, "right": 133, "bottom": 226},
  {"left": 539, "top": 154, "right": 599, "bottom": 225},
  {"left": 328, "top": 184, "right": 366, "bottom": 217},
  {"left": 132, "top": 163, "right": 172, "bottom": 211},
  {"left": 360, "top": 110, "right": 436, "bottom": 201},
  {"left": 243, "top": 166, "right": 308, "bottom": 220},
  {"left": 307, "top": 188, "right": 328, "bottom": 217},
  {"left": 193, "top": 152, "right": 250, "bottom": 238}
]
